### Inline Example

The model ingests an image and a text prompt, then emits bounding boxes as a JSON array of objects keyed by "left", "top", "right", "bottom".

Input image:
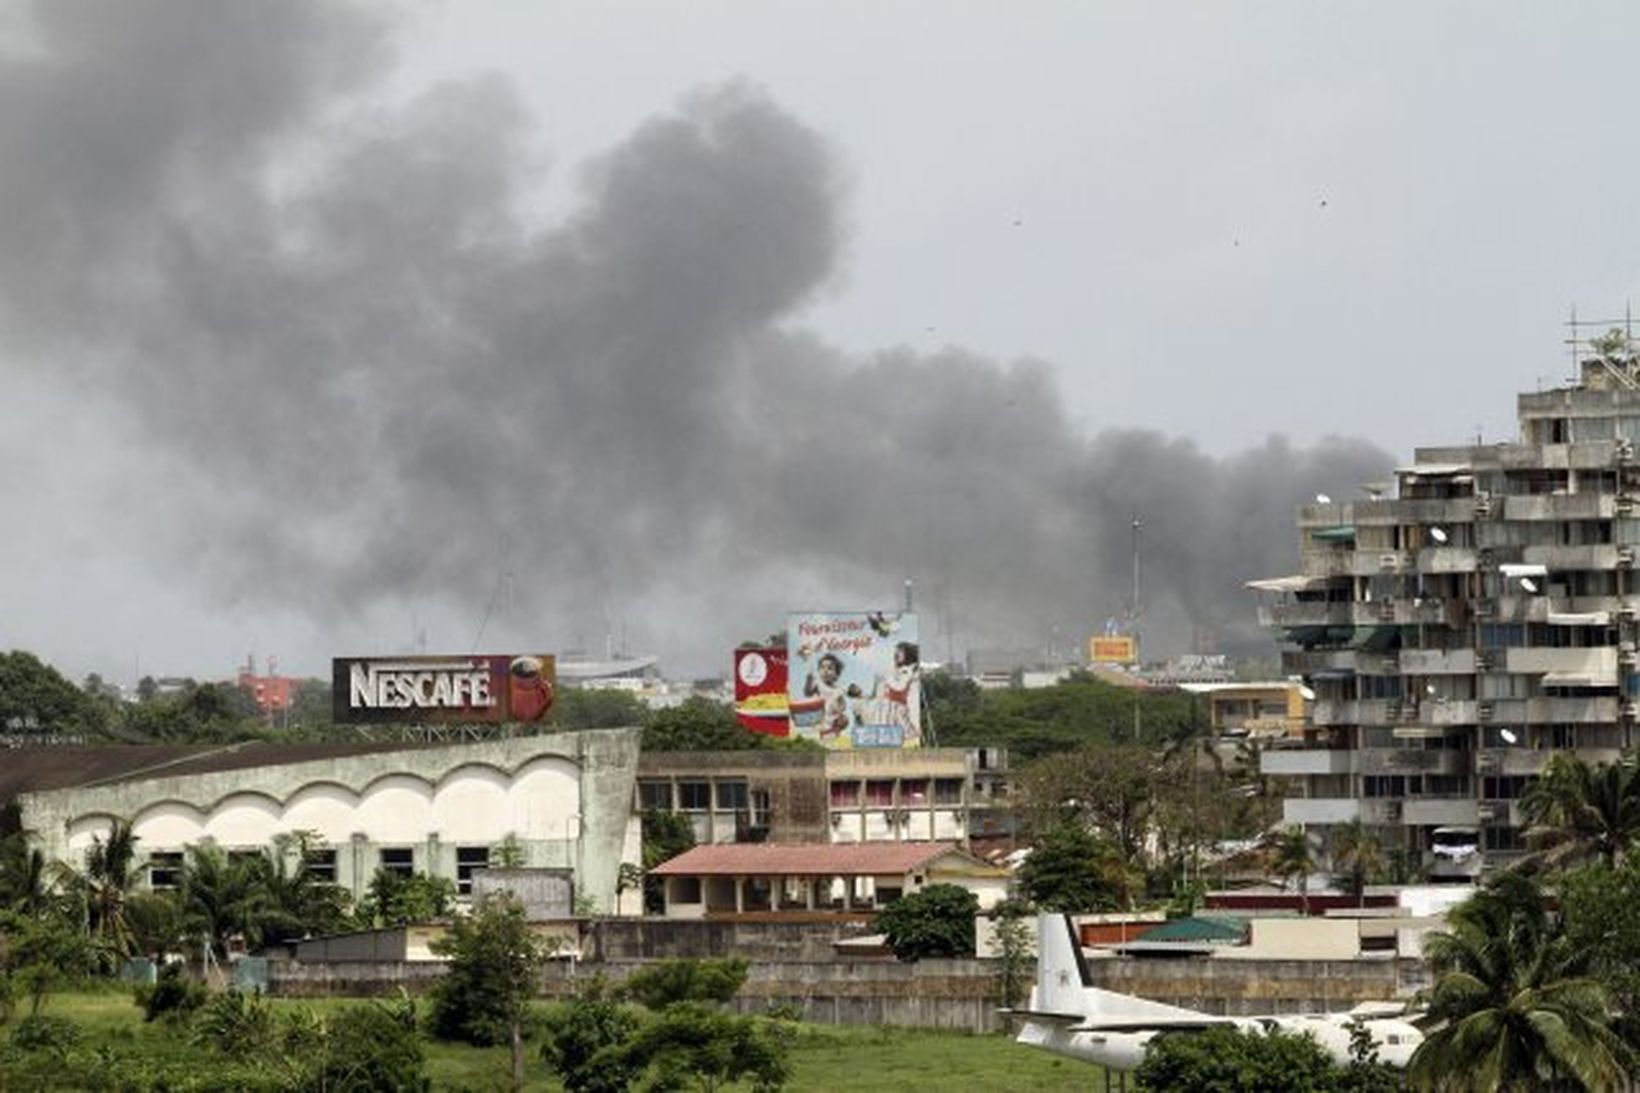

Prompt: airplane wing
[{"left": 1003, "top": 1008, "right": 1090, "bottom": 1024}]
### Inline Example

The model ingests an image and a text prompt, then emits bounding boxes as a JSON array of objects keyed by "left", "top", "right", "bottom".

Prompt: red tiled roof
[{"left": 649, "top": 841, "right": 987, "bottom": 877}]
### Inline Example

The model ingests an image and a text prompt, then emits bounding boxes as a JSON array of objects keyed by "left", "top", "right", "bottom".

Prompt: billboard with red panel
[
  {"left": 332, "top": 654, "right": 556, "bottom": 725},
  {"left": 733, "top": 646, "right": 790, "bottom": 736}
]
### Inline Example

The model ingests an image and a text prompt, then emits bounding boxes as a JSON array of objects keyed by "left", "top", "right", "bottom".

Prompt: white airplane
[{"left": 1010, "top": 913, "right": 1423, "bottom": 1072}]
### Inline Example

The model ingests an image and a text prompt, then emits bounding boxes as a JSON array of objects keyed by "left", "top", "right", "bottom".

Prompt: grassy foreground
[{"left": 23, "top": 991, "right": 1104, "bottom": 1092}]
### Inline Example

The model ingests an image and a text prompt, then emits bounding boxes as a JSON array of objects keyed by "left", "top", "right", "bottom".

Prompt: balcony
[
  {"left": 1284, "top": 798, "right": 1361, "bottom": 825},
  {"left": 1356, "top": 748, "right": 1470, "bottom": 776},
  {"left": 1416, "top": 547, "right": 1479, "bottom": 574},
  {"left": 1425, "top": 700, "right": 1479, "bottom": 725},
  {"left": 1501, "top": 493, "right": 1613, "bottom": 521},
  {"left": 1520, "top": 544, "right": 1623, "bottom": 570},
  {"left": 1402, "top": 798, "right": 1480, "bottom": 826},
  {"left": 1399, "top": 648, "right": 1477, "bottom": 675},
  {"left": 1261, "top": 750, "right": 1353, "bottom": 776},
  {"left": 1498, "top": 646, "right": 1617, "bottom": 677}
]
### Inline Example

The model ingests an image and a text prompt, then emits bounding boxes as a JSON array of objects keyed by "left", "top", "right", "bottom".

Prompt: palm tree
[
  {"left": 180, "top": 843, "right": 272, "bottom": 963},
  {"left": 1266, "top": 825, "right": 1315, "bottom": 914},
  {"left": 1329, "top": 820, "right": 1385, "bottom": 907},
  {"left": 1519, "top": 753, "right": 1640, "bottom": 870},
  {"left": 79, "top": 819, "right": 141, "bottom": 962},
  {"left": 0, "top": 833, "right": 59, "bottom": 917},
  {"left": 1408, "top": 871, "right": 1629, "bottom": 1091}
]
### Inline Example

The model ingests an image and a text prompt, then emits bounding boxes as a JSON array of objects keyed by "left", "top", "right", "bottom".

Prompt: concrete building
[
  {"left": 1179, "top": 681, "right": 1311, "bottom": 739},
  {"left": 6, "top": 729, "right": 643, "bottom": 913},
  {"left": 649, "top": 840, "right": 1010, "bottom": 918},
  {"left": 1253, "top": 343, "right": 1640, "bottom": 877},
  {"left": 635, "top": 747, "right": 1013, "bottom": 848}
]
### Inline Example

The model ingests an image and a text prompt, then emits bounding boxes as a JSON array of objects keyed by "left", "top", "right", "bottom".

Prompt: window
[
  {"left": 1484, "top": 826, "right": 1525, "bottom": 851},
  {"left": 865, "top": 779, "right": 895, "bottom": 807},
  {"left": 669, "top": 877, "right": 702, "bottom": 904},
  {"left": 148, "top": 851, "right": 183, "bottom": 891},
  {"left": 379, "top": 847, "right": 414, "bottom": 878},
  {"left": 638, "top": 779, "right": 673, "bottom": 812},
  {"left": 899, "top": 779, "right": 929, "bottom": 805},
  {"left": 1483, "top": 775, "right": 1534, "bottom": 800},
  {"left": 303, "top": 848, "right": 337, "bottom": 884},
  {"left": 456, "top": 846, "right": 490, "bottom": 896},
  {"left": 830, "top": 781, "right": 860, "bottom": 808},
  {"left": 677, "top": 781, "right": 711, "bottom": 811},
  {"left": 933, "top": 778, "right": 964, "bottom": 805},
  {"left": 714, "top": 781, "right": 749, "bottom": 811}
]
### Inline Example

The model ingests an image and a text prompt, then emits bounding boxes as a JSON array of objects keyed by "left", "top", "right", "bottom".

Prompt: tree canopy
[{"left": 874, "top": 883, "right": 978, "bottom": 962}]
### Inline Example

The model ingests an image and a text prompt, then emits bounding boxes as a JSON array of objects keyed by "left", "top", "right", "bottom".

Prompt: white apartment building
[{"left": 1253, "top": 337, "right": 1640, "bottom": 878}]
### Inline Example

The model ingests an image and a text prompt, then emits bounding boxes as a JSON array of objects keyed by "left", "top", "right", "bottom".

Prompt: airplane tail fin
[{"left": 1032, "top": 912, "right": 1211, "bottom": 1023}]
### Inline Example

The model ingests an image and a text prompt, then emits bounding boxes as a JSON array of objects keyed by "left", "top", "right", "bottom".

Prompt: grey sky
[{"left": 2, "top": 1, "right": 1636, "bottom": 686}]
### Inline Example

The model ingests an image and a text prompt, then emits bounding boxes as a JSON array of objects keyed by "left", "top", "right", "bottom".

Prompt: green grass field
[{"left": 19, "top": 991, "right": 1108, "bottom": 1091}]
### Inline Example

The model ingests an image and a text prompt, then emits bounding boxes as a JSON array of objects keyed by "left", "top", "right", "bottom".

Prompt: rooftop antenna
[
  {"left": 1129, "top": 516, "right": 1143, "bottom": 631},
  {"left": 903, "top": 577, "right": 914, "bottom": 613}
]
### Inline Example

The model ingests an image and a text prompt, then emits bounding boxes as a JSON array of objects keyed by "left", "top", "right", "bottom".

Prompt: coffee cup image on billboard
[
  {"left": 507, "top": 655, "right": 554, "bottom": 722},
  {"left": 804, "top": 653, "right": 861, "bottom": 739}
]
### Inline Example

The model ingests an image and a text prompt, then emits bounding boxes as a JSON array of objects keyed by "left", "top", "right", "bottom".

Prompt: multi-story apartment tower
[{"left": 1254, "top": 337, "right": 1640, "bottom": 879}]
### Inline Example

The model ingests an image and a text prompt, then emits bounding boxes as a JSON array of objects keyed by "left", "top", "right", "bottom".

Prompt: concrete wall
[
  {"left": 19, "top": 728, "right": 643, "bottom": 912},
  {"left": 1085, "top": 955, "right": 1428, "bottom": 1016}
]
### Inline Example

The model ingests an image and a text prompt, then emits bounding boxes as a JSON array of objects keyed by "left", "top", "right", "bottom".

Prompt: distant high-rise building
[{"left": 1253, "top": 333, "right": 1640, "bottom": 879}]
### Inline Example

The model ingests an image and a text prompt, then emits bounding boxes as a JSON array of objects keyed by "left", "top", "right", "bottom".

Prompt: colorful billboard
[
  {"left": 787, "top": 612, "right": 921, "bottom": 749},
  {"left": 1089, "top": 635, "right": 1138, "bottom": 665},
  {"left": 733, "top": 646, "right": 790, "bottom": 736},
  {"left": 332, "top": 654, "right": 556, "bottom": 725}
]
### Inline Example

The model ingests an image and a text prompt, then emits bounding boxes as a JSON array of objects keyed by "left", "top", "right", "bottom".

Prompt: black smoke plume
[{"left": 0, "top": 2, "right": 1390, "bottom": 669}]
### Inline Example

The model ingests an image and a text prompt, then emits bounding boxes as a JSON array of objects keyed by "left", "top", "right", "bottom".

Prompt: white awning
[
  {"left": 1548, "top": 611, "right": 1611, "bottom": 626},
  {"left": 1499, "top": 563, "right": 1549, "bottom": 578},
  {"left": 1541, "top": 672, "right": 1607, "bottom": 687},
  {"left": 1245, "top": 575, "right": 1332, "bottom": 593},
  {"left": 1392, "top": 725, "right": 1461, "bottom": 739},
  {"left": 1395, "top": 462, "right": 1472, "bottom": 477}
]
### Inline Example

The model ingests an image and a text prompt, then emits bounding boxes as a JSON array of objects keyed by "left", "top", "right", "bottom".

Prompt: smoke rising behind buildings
[{"left": 0, "top": 2, "right": 1390, "bottom": 675}]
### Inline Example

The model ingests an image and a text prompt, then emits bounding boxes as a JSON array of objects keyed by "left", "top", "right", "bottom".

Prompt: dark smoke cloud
[{"left": 0, "top": 1, "right": 1389, "bottom": 668}]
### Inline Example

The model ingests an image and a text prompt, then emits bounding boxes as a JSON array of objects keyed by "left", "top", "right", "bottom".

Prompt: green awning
[
  {"left": 1312, "top": 526, "right": 1357, "bottom": 542},
  {"left": 1348, "top": 625, "right": 1400, "bottom": 651}
]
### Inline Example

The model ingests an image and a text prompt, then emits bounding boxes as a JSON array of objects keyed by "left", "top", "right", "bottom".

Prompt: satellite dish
[
  {"left": 1519, "top": 578, "right": 1539, "bottom": 593},
  {"left": 1430, "top": 527, "right": 1449, "bottom": 544},
  {"left": 1315, "top": 493, "right": 1332, "bottom": 504},
  {"left": 1500, "top": 728, "right": 1519, "bottom": 745},
  {"left": 1425, "top": 684, "right": 1438, "bottom": 696}
]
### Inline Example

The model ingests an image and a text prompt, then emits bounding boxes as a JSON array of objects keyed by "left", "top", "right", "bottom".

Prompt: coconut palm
[
  {"left": 0, "top": 833, "right": 59, "bottom": 917},
  {"left": 180, "top": 843, "right": 273, "bottom": 962},
  {"left": 1329, "top": 820, "right": 1385, "bottom": 906},
  {"left": 78, "top": 819, "right": 141, "bottom": 960},
  {"left": 1408, "top": 871, "right": 1629, "bottom": 1091},
  {"left": 1266, "top": 825, "right": 1315, "bottom": 914},
  {"left": 1518, "top": 753, "right": 1640, "bottom": 871}
]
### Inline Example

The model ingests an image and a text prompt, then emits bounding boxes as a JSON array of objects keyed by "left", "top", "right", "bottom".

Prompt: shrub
[
  {"left": 9, "top": 1014, "right": 80, "bottom": 1053},
  {"left": 622, "top": 957, "right": 749, "bottom": 1009},
  {"left": 311, "top": 999, "right": 429, "bottom": 1092},
  {"left": 192, "top": 989, "right": 276, "bottom": 1059},
  {"left": 875, "top": 884, "right": 978, "bottom": 961},
  {"left": 135, "top": 962, "right": 207, "bottom": 1023}
]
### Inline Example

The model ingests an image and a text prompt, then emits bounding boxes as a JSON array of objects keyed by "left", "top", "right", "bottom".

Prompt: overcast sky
[{"left": 5, "top": 1, "right": 1640, "bottom": 686}]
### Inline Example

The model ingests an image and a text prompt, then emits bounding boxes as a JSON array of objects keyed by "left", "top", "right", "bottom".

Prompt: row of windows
[
  {"left": 147, "top": 844, "right": 498, "bottom": 896},
  {"left": 1362, "top": 775, "right": 1472, "bottom": 798},
  {"left": 829, "top": 778, "right": 965, "bottom": 808},
  {"left": 638, "top": 779, "right": 751, "bottom": 813}
]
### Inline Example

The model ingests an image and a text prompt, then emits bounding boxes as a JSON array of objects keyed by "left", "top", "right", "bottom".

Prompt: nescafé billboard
[
  {"left": 332, "top": 654, "right": 556, "bottom": 725},
  {"left": 734, "top": 646, "right": 790, "bottom": 736},
  {"left": 787, "top": 612, "right": 921, "bottom": 748}
]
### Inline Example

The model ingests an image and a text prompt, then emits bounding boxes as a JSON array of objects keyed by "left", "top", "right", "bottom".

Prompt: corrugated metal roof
[
  {"left": 650, "top": 841, "right": 998, "bottom": 877},
  {"left": 0, "top": 740, "right": 449, "bottom": 805},
  {"left": 1139, "top": 916, "right": 1246, "bottom": 943}
]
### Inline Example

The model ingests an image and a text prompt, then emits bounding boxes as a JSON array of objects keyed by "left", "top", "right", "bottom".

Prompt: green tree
[
  {"left": 1266, "top": 826, "right": 1315, "bottom": 914},
  {"left": 0, "top": 834, "right": 59, "bottom": 918},
  {"left": 554, "top": 687, "right": 648, "bottom": 730},
  {"left": 358, "top": 868, "right": 456, "bottom": 927},
  {"left": 247, "top": 832, "right": 351, "bottom": 945},
  {"left": 74, "top": 819, "right": 142, "bottom": 965},
  {"left": 0, "top": 650, "right": 103, "bottom": 737},
  {"left": 1519, "top": 752, "right": 1640, "bottom": 870},
  {"left": 1016, "top": 744, "right": 1161, "bottom": 865},
  {"left": 1408, "top": 871, "right": 1627, "bottom": 1092},
  {"left": 1017, "top": 823, "right": 1131, "bottom": 912},
  {"left": 642, "top": 811, "right": 697, "bottom": 915},
  {"left": 643, "top": 696, "right": 766, "bottom": 751},
  {"left": 623, "top": 958, "right": 749, "bottom": 1009},
  {"left": 0, "top": 910, "right": 95, "bottom": 1020},
  {"left": 1556, "top": 856, "right": 1640, "bottom": 1050},
  {"left": 992, "top": 898, "right": 1033, "bottom": 1009},
  {"left": 541, "top": 977, "right": 643, "bottom": 1093},
  {"left": 313, "top": 997, "right": 430, "bottom": 1092},
  {"left": 874, "top": 883, "right": 978, "bottom": 962},
  {"left": 428, "top": 894, "right": 545, "bottom": 1087},
  {"left": 179, "top": 843, "right": 271, "bottom": 961},
  {"left": 1329, "top": 820, "right": 1384, "bottom": 906},
  {"left": 624, "top": 1002, "right": 792, "bottom": 1093},
  {"left": 1133, "top": 1025, "right": 1346, "bottom": 1092}
]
